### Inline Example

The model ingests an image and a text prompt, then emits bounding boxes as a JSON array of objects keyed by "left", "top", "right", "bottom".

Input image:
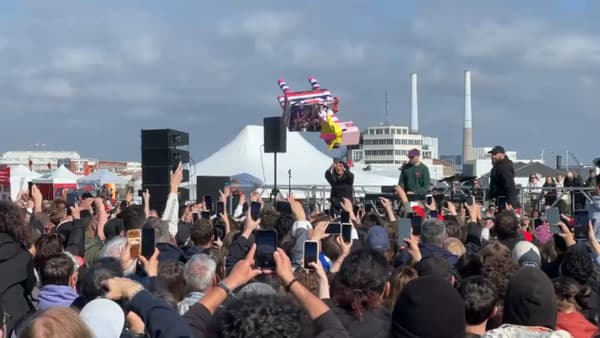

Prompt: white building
[
  {"left": 0, "top": 151, "right": 81, "bottom": 172},
  {"left": 422, "top": 136, "right": 439, "bottom": 160},
  {"left": 362, "top": 125, "right": 438, "bottom": 165}
]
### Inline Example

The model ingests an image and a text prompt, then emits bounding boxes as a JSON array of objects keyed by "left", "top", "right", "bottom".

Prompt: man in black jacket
[
  {"left": 488, "top": 145, "right": 519, "bottom": 208},
  {"left": 325, "top": 159, "right": 354, "bottom": 212}
]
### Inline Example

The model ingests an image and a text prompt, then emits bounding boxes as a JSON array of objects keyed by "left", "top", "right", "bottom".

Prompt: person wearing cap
[
  {"left": 488, "top": 145, "right": 518, "bottom": 208},
  {"left": 398, "top": 148, "right": 430, "bottom": 196},
  {"left": 512, "top": 241, "right": 541, "bottom": 268}
]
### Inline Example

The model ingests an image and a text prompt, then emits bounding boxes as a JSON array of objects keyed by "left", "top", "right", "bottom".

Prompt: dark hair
[
  {"left": 387, "top": 266, "right": 418, "bottom": 309},
  {"left": 220, "top": 295, "right": 306, "bottom": 338},
  {"left": 157, "top": 260, "right": 186, "bottom": 305},
  {"left": 259, "top": 209, "right": 280, "bottom": 231},
  {"left": 76, "top": 257, "right": 123, "bottom": 304},
  {"left": 494, "top": 211, "right": 519, "bottom": 240},
  {"left": 40, "top": 253, "right": 74, "bottom": 286},
  {"left": 190, "top": 219, "right": 214, "bottom": 247},
  {"left": 321, "top": 236, "right": 342, "bottom": 262},
  {"left": 457, "top": 252, "right": 483, "bottom": 280},
  {"left": 332, "top": 249, "right": 389, "bottom": 320},
  {"left": 481, "top": 241, "right": 518, "bottom": 300},
  {"left": 553, "top": 276, "right": 591, "bottom": 312},
  {"left": 561, "top": 247, "right": 596, "bottom": 285},
  {"left": 459, "top": 276, "right": 498, "bottom": 325},
  {"left": 0, "top": 201, "right": 31, "bottom": 245},
  {"left": 294, "top": 268, "right": 320, "bottom": 297},
  {"left": 445, "top": 219, "right": 466, "bottom": 242},
  {"left": 34, "top": 234, "right": 65, "bottom": 270},
  {"left": 275, "top": 214, "right": 295, "bottom": 239},
  {"left": 121, "top": 205, "right": 146, "bottom": 231}
]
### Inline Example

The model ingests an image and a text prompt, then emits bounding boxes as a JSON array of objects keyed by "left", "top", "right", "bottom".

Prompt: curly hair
[
  {"left": 553, "top": 276, "right": 591, "bottom": 312},
  {"left": 76, "top": 257, "right": 123, "bottom": 305},
  {"left": 190, "top": 219, "right": 214, "bottom": 247},
  {"left": 34, "top": 234, "right": 65, "bottom": 270},
  {"left": 332, "top": 249, "right": 389, "bottom": 320},
  {"left": 561, "top": 247, "right": 597, "bottom": 285},
  {"left": 294, "top": 268, "right": 321, "bottom": 297},
  {"left": 481, "top": 241, "right": 518, "bottom": 300},
  {"left": 494, "top": 211, "right": 519, "bottom": 240},
  {"left": 459, "top": 276, "right": 499, "bottom": 325},
  {"left": 0, "top": 201, "right": 31, "bottom": 245},
  {"left": 220, "top": 295, "right": 306, "bottom": 338}
]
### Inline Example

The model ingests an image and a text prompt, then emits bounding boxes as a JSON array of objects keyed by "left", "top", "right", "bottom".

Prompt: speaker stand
[{"left": 270, "top": 152, "right": 279, "bottom": 201}]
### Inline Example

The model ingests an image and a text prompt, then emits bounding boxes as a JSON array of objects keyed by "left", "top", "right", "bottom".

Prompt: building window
[{"left": 375, "top": 129, "right": 383, "bottom": 135}]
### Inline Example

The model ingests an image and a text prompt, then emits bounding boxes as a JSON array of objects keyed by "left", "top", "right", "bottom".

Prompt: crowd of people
[{"left": 2, "top": 151, "right": 600, "bottom": 338}]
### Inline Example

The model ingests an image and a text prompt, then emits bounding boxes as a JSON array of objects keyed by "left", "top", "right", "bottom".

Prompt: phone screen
[
  {"left": 326, "top": 223, "right": 341, "bottom": 234},
  {"left": 255, "top": 229, "right": 277, "bottom": 269},
  {"left": 251, "top": 202, "right": 261, "bottom": 221},
  {"left": 546, "top": 207, "right": 560, "bottom": 234},
  {"left": 411, "top": 215, "right": 423, "bottom": 236},
  {"left": 276, "top": 201, "right": 292, "bottom": 214},
  {"left": 426, "top": 195, "right": 433, "bottom": 205},
  {"left": 141, "top": 227, "right": 155, "bottom": 259},
  {"left": 216, "top": 202, "right": 225, "bottom": 216},
  {"left": 429, "top": 210, "right": 438, "bottom": 218},
  {"left": 127, "top": 229, "right": 141, "bottom": 258},
  {"left": 341, "top": 223, "right": 352, "bottom": 243},
  {"left": 204, "top": 195, "right": 213, "bottom": 211},
  {"left": 574, "top": 211, "right": 589, "bottom": 227},
  {"left": 396, "top": 218, "right": 412, "bottom": 242},
  {"left": 201, "top": 211, "right": 210, "bottom": 220},
  {"left": 192, "top": 213, "right": 199, "bottom": 222},
  {"left": 574, "top": 225, "right": 588, "bottom": 240},
  {"left": 304, "top": 241, "right": 318, "bottom": 269},
  {"left": 340, "top": 211, "right": 350, "bottom": 223}
]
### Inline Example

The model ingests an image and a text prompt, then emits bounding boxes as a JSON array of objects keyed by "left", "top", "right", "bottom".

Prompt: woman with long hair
[
  {"left": 544, "top": 176, "right": 557, "bottom": 207},
  {"left": 553, "top": 277, "right": 597, "bottom": 338}
]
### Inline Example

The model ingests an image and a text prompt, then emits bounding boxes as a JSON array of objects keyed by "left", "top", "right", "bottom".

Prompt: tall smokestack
[
  {"left": 463, "top": 70, "right": 474, "bottom": 167},
  {"left": 410, "top": 73, "right": 418, "bottom": 133}
]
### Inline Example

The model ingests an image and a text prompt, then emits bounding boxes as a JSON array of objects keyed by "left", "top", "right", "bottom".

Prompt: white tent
[
  {"left": 32, "top": 165, "right": 79, "bottom": 184},
  {"left": 9, "top": 165, "right": 41, "bottom": 200},
  {"left": 192, "top": 125, "right": 396, "bottom": 199},
  {"left": 78, "top": 169, "right": 129, "bottom": 186}
]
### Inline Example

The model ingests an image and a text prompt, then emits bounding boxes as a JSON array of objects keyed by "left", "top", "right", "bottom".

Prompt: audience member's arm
[
  {"left": 330, "top": 236, "right": 351, "bottom": 274},
  {"left": 143, "top": 189, "right": 151, "bottom": 219},
  {"left": 94, "top": 198, "right": 108, "bottom": 241},
  {"left": 162, "top": 162, "right": 183, "bottom": 237},
  {"left": 104, "top": 278, "right": 192, "bottom": 338},
  {"left": 32, "top": 184, "right": 43, "bottom": 213},
  {"left": 65, "top": 205, "right": 86, "bottom": 257},
  {"left": 311, "top": 259, "right": 330, "bottom": 300},
  {"left": 395, "top": 186, "right": 410, "bottom": 217},
  {"left": 225, "top": 211, "right": 258, "bottom": 273},
  {"left": 380, "top": 197, "right": 396, "bottom": 223},
  {"left": 292, "top": 227, "right": 310, "bottom": 269},
  {"left": 325, "top": 167, "right": 335, "bottom": 185},
  {"left": 340, "top": 198, "right": 360, "bottom": 226}
]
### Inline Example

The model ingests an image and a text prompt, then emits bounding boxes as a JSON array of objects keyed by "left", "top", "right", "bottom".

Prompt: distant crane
[{"left": 566, "top": 150, "right": 584, "bottom": 170}]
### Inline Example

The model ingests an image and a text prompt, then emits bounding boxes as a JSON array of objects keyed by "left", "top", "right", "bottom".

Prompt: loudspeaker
[
  {"left": 142, "top": 167, "right": 189, "bottom": 186},
  {"left": 264, "top": 117, "right": 287, "bottom": 153},
  {"left": 196, "top": 176, "right": 230, "bottom": 201},
  {"left": 141, "top": 148, "right": 190, "bottom": 168},
  {"left": 141, "top": 129, "right": 189, "bottom": 148}
]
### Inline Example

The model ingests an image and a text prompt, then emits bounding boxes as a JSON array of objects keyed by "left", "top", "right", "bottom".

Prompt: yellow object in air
[{"left": 321, "top": 115, "right": 343, "bottom": 150}]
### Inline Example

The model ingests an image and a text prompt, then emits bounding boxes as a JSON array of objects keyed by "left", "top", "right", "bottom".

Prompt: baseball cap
[
  {"left": 512, "top": 241, "right": 541, "bottom": 268},
  {"left": 488, "top": 145, "right": 506, "bottom": 155},
  {"left": 80, "top": 299, "right": 125, "bottom": 338},
  {"left": 366, "top": 226, "right": 390, "bottom": 252},
  {"left": 408, "top": 148, "right": 420, "bottom": 158}
]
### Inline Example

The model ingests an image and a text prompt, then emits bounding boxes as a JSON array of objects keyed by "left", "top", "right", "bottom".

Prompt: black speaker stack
[
  {"left": 263, "top": 117, "right": 287, "bottom": 198},
  {"left": 141, "top": 129, "right": 190, "bottom": 212}
]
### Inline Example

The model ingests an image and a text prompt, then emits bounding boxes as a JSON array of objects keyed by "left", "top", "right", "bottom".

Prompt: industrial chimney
[
  {"left": 463, "top": 70, "right": 474, "bottom": 169},
  {"left": 410, "top": 73, "right": 418, "bottom": 134}
]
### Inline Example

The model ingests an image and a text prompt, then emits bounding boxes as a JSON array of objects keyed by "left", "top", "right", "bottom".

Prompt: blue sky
[{"left": 0, "top": 0, "right": 598, "bottom": 164}]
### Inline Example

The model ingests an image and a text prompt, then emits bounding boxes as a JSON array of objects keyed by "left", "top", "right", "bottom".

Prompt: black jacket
[
  {"left": 129, "top": 289, "right": 192, "bottom": 337},
  {"left": 327, "top": 301, "right": 390, "bottom": 338},
  {"left": 325, "top": 169, "right": 354, "bottom": 208},
  {"left": 157, "top": 242, "right": 187, "bottom": 263},
  {"left": 0, "top": 233, "right": 35, "bottom": 333},
  {"left": 489, "top": 157, "right": 518, "bottom": 207}
]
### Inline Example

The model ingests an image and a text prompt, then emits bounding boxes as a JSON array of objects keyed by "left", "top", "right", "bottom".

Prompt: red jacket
[{"left": 556, "top": 311, "right": 597, "bottom": 338}]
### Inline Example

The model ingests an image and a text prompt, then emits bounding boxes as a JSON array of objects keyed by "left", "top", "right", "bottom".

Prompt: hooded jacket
[
  {"left": 489, "top": 157, "right": 518, "bottom": 207},
  {"left": 325, "top": 168, "right": 354, "bottom": 207},
  {"left": 37, "top": 284, "right": 78, "bottom": 310},
  {"left": 0, "top": 232, "right": 35, "bottom": 332}
]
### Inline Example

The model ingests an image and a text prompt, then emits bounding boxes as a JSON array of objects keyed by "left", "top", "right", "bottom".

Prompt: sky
[{"left": 0, "top": 0, "right": 599, "bottom": 164}]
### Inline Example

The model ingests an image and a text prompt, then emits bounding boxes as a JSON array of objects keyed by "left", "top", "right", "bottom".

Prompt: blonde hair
[
  {"left": 20, "top": 307, "right": 93, "bottom": 338},
  {"left": 444, "top": 237, "right": 466, "bottom": 257}
]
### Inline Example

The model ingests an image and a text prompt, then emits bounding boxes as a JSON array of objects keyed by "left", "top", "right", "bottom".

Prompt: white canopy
[
  {"left": 78, "top": 169, "right": 129, "bottom": 186},
  {"left": 193, "top": 125, "right": 396, "bottom": 198},
  {"left": 32, "top": 165, "right": 79, "bottom": 184},
  {"left": 10, "top": 165, "right": 41, "bottom": 200}
]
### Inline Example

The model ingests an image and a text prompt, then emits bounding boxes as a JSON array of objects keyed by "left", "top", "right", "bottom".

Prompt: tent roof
[
  {"left": 78, "top": 169, "right": 129, "bottom": 185},
  {"left": 32, "top": 165, "right": 79, "bottom": 184},
  {"left": 11, "top": 164, "right": 41, "bottom": 178},
  {"left": 193, "top": 125, "right": 396, "bottom": 187}
]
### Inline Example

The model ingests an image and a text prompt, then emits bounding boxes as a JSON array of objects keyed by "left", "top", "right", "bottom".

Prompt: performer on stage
[
  {"left": 488, "top": 145, "right": 519, "bottom": 208},
  {"left": 325, "top": 158, "right": 354, "bottom": 211},
  {"left": 398, "top": 149, "right": 430, "bottom": 197}
]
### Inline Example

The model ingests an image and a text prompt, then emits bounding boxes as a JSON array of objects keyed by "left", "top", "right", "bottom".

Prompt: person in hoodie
[
  {"left": 398, "top": 148, "right": 430, "bottom": 196},
  {"left": 488, "top": 145, "right": 519, "bottom": 208},
  {"left": 0, "top": 201, "right": 35, "bottom": 333},
  {"left": 37, "top": 253, "right": 78, "bottom": 310},
  {"left": 394, "top": 218, "right": 458, "bottom": 267},
  {"left": 483, "top": 267, "right": 571, "bottom": 338}
]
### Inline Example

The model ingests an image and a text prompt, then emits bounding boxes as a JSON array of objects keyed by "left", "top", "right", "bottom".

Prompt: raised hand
[{"left": 170, "top": 162, "right": 183, "bottom": 193}]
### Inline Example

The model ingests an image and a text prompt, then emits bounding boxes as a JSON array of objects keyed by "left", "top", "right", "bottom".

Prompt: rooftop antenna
[{"left": 384, "top": 88, "right": 389, "bottom": 125}]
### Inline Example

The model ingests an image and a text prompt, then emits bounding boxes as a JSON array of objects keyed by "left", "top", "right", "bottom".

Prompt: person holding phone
[
  {"left": 325, "top": 158, "right": 354, "bottom": 212},
  {"left": 398, "top": 149, "right": 430, "bottom": 197},
  {"left": 488, "top": 145, "right": 518, "bottom": 209}
]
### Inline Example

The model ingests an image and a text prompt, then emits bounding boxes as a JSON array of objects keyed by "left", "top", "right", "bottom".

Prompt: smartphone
[
  {"left": 127, "top": 229, "right": 142, "bottom": 258},
  {"left": 255, "top": 229, "right": 277, "bottom": 269},
  {"left": 353, "top": 205, "right": 360, "bottom": 215},
  {"left": 411, "top": 215, "right": 423, "bottom": 236},
  {"left": 214, "top": 225, "right": 225, "bottom": 241},
  {"left": 251, "top": 202, "right": 261, "bottom": 221},
  {"left": 192, "top": 212, "right": 199, "bottom": 222},
  {"left": 340, "top": 211, "right": 350, "bottom": 223},
  {"left": 533, "top": 218, "right": 543, "bottom": 228},
  {"left": 341, "top": 223, "right": 352, "bottom": 243},
  {"left": 201, "top": 211, "right": 210, "bottom": 220},
  {"left": 204, "top": 195, "right": 213, "bottom": 211},
  {"left": 275, "top": 201, "right": 292, "bottom": 214},
  {"left": 216, "top": 201, "right": 225, "bottom": 216},
  {"left": 574, "top": 211, "right": 589, "bottom": 227},
  {"left": 326, "top": 223, "right": 341, "bottom": 234},
  {"left": 429, "top": 210, "right": 438, "bottom": 218},
  {"left": 426, "top": 194, "right": 433, "bottom": 206},
  {"left": 303, "top": 240, "right": 319, "bottom": 270},
  {"left": 574, "top": 225, "right": 587, "bottom": 241},
  {"left": 396, "top": 218, "right": 412, "bottom": 242},
  {"left": 141, "top": 227, "right": 155, "bottom": 259},
  {"left": 497, "top": 196, "right": 507, "bottom": 210},
  {"left": 546, "top": 207, "right": 560, "bottom": 234}
]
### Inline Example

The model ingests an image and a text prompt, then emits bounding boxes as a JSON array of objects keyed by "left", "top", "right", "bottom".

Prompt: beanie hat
[
  {"left": 236, "top": 282, "right": 277, "bottom": 297},
  {"left": 366, "top": 226, "right": 390, "bottom": 252},
  {"left": 391, "top": 276, "right": 466, "bottom": 338},
  {"left": 512, "top": 241, "right": 541, "bottom": 268},
  {"left": 80, "top": 298, "right": 125, "bottom": 338},
  {"left": 415, "top": 256, "right": 453, "bottom": 281},
  {"left": 503, "top": 267, "right": 557, "bottom": 329}
]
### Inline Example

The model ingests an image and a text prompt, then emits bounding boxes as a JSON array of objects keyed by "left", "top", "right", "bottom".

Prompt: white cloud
[
  {"left": 122, "top": 36, "right": 161, "bottom": 65},
  {"left": 217, "top": 11, "right": 298, "bottom": 40},
  {"left": 53, "top": 46, "right": 116, "bottom": 72}
]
